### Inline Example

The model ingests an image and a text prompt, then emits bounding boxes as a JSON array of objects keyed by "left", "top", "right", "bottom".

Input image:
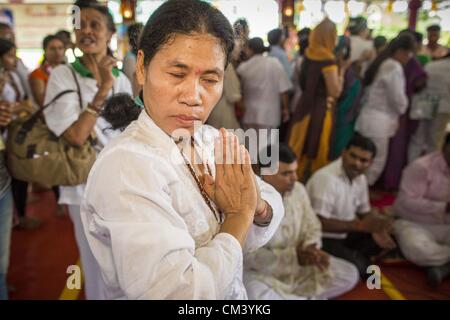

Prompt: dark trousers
[
  {"left": 11, "top": 178, "right": 28, "bottom": 218},
  {"left": 52, "top": 186, "right": 59, "bottom": 201},
  {"left": 322, "top": 232, "right": 383, "bottom": 280}
]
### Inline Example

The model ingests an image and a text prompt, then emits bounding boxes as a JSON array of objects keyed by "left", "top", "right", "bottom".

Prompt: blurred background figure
[
  {"left": 0, "top": 38, "right": 39, "bottom": 230},
  {"left": 0, "top": 100, "right": 13, "bottom": 300},
  {"left": 408, "top": 52, "right": 450, "bottom": 162},
  {"left": 55, "top": 30, "right": 75, "bottom": 64},
  {"left": 423, "top": 24, "right": 449, "bottom": 60},
  {"left": 232, "top": 18, "right": 250, "bottom": 68},
  {"left": 288, "top": 18, "right": 347, "bottom": 182},
  {"left": 347, "top": 16, "right": 375, "bottom": 77},
  {"left": 206, "top": 53, "right": 242, "bottom": 130},
  {"left": 122, "top": 22, "right": 143, "bottom": 97},
  {"left": 29, "top": 35, "right": 66, "bottom": 107},
  {"left": 289, "top": 27, "right": 310, "bottom": 115},
  {"left": 237, "top": 37, "right": 291, "bottom": 153},
  {"left": 355, "top": 35, "right": 415, "bottom": 186},
  {"left": 28, "top": 34, "right": 66, "bottom": 216},
  {"left": 394, "top": 133, "right": 450, "bottom": 288},
  {"left": 331, "top": 35, "right": 363, "bottom": 160},
  {"left": 379, "top": 30, "right": 427, "bottom": 191},
  {"left": 268, "top": 28, "right": 292, "bottom": 78}
]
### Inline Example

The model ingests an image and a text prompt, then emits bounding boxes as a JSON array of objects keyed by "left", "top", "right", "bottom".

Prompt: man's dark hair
[
  {"left": 268, "top": 28, "right": 283, "bottom": 46},
  {"left": 248, "top": 37, "right": 268, "bottom": 54},
  {"left": 373, "top": 35, "right": 387, "bottom": 50},
  {"left": 427, "top": 24, "right": 441, "bottom": 33},
  {"left": 348, "top": 16, "right": 367, "bottom": 36},
  {"left": 345, "top": 133, "right": 377, "bottom": 158},
  {"left": 259, "top": 143, "right": 297, "bottom": 169}
]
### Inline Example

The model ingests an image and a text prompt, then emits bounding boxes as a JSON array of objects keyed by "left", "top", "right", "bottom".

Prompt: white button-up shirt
[
  {"left": 306, "top": 158, "right": 371, "bottom": 239},
  {"left": 80, "top": 111, "right": 284, "bottom": 299}
]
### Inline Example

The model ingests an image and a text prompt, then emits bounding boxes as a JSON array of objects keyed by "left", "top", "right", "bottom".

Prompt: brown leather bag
[{"left": 6, "top": 66, "right": 96, "bottom": 188}]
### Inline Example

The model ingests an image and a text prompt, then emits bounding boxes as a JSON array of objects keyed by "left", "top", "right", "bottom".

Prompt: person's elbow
[{"left": 63, "top": 128, "right": 86, "bottom": 147}]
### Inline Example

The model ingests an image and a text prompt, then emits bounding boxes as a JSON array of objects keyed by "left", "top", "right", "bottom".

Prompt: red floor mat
[
  {"left": 6, "top": 190, "right": 450, "bottom": 300},
  {"left": 7, "top": 191, "right": 79, "bottom": 300}
]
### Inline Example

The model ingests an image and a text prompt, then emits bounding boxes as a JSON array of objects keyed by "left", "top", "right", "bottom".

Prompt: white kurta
[
  {"left": 244, "top": 182, "right": 359, "bottom": 299},
  {"left": 80, "top": 111, "right": 284, "bottom": 299}
]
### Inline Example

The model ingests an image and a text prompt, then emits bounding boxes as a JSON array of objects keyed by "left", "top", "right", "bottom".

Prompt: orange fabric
[
  {"left": 29, "top": 67, "right": 49, "bottom": 84},
  {"left": 322, "top": 65, "right": 338, "bottom": 73},
  {"left": 305, "top": 18, "right": 337, "bottom": 61},
  {"left": 288, "top": 108, "right": 333, "bottom": 182}
]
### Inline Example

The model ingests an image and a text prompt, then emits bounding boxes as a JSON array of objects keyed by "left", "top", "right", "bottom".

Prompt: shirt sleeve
[
  {"left": 43, "top": 65, "right": 82, "bottom": 137},
  {"left": 82, "top": 149, "right": 243, "bottom": 299},
  {"left": 383, "top": 66, "right": 408, "bottom": 116},
  {"left": 393, "top": 162, "right": 447, "bottom": 224},
  {"left": 357, "top": 176, "right": 371, "bottom": 214},
  {"left": 274, "top": 59, "right": 293, "bottom": 93},
  {"left": 244, "top": 176, "right": 284, "bottom": 253},
  {"left": 306, "top": 173, "right": 337, "bottom": 219}
]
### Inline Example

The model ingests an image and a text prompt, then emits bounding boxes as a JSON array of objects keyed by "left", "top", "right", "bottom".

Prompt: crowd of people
[{"left": 0, "top": 0, "right": 449, "bottom": 300}]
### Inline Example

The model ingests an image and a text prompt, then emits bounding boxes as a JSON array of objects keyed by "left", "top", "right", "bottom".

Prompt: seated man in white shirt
[
  {"left": 306, "top": 134, "right": 395, "bottom": 279},
  {"left": 244, "top": 143, "right": 359, "bottom": 299}
]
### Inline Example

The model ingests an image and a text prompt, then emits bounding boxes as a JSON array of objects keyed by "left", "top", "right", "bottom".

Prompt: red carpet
[{"left": 6, "top": 190, "right": 450, "bottom": 300}]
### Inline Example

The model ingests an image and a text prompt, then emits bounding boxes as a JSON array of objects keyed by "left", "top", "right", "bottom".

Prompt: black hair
[
  {"left": 138, "top": 0, "right": 233, "bottom": 66},
  {"left": 298, "top": 27, "right": 310, "bottom": 39},
  {"left": 101, "top": 0, "right": 235, "bottom": 131},
  {"left": 399, "top": 29, "right": 423, "bottom": 45},
  {"left": 363, "top": 34, "right": 415, "bottom": 86},
  {"left": 268, "top": 28, "right": 283, "bottom": 46},
  {"left": 248, "top": 37, "right": 268, "bottom": 55},
  {"left": 55, "top": 30, "right": 71, "bottom": 43},
  {"left": 43, "top": 34, "right": 64, "bottom": 50},
  {"left": 373, "top": 35, "right": 387, "bottom": 50},
  {"left": 335, "top": 35, "right": 351, "bottom": 61},
  {"left": 0, "top": 38, "right": 15, "bottom": 57},
  {"left": 127, "top": 23, "right": 143, "bottom": 55},
  {"left": 101, "top": 93, "right": 141, "bottom": 131},
  {"left": 427, "top": 24, "right": 441, "bottom": 33},
  {"left": 74, "top": 0, "right": 116, "bottom": 33},
  {"left": 345, "top": 133, "right": 377, "bottom": 158},
  {"left": 259, "top": 143, "right": 297, "bottom": 169},
  {"left": 298, "top": 28, "right": 310, "bottom": 56},
  {"left": 348, "top": 16, "right": 367, "bottom": 36}
]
